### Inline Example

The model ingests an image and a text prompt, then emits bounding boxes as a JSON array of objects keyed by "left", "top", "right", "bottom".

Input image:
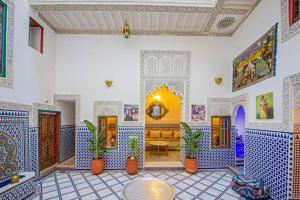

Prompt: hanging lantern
[{"left": 123, "top": 20, "right": 130, "bottom": 39}]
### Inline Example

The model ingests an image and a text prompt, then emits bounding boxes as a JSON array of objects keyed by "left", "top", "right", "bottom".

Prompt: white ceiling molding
[
  {"left": 30, "top": 0, "right": 261, "bottom": 36},
  {"left": 29, "top": 0, "right": 218, "bottom": 7}
]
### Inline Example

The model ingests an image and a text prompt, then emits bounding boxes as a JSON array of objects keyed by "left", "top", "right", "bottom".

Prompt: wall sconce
[
  {"left": 122, "top": 20, "right": 130, "bottom": 39},
  {"left": 214, "top": 77, "right": 223, "bottom": 85},
  {"left": 105, "top": 80, "right": 113, "bottom": 88}
]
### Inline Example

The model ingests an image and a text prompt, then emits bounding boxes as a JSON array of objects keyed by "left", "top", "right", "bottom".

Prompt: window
[
  {"left": 29, "top": 17, "right": 44, "bottom": 54},
  {"left": 0, "top": 1, "right": 7, "bottom": 78},
  {"left": 289, "top": 0, "right": 300, "bottom": 26},
  {"left": 99, "top": 116, "right": 118, "bottom": 149},
  {"left": 211, "top": 116, "right": 231, "bottom": 149}
]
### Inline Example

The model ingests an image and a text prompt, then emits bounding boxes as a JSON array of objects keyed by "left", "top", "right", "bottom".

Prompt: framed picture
[
  {"left": 232, "top": 24, "right": 278, "bottom": 92},
  {"left": 282, "top": 0, "right": 300, "bottom": 42},
  {"left": 124, "top": 104, "right": 138, "bottom": 121},
  {"left": 256, "top": 92, "right": 274, "bottom": 120},
  {"left": 191, "top": 105, "right": 205, "bottom": 121}
]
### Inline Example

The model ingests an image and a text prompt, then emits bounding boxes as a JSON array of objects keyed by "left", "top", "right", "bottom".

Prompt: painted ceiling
[{"left": 30, "top": 0, "right": 261, "bottom": 36}]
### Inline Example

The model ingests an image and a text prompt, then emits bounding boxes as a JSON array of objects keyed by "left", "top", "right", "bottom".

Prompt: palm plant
[
  {"left": 84, "top": 120, "right": 108, "bottom": 160},
  {"left": 128, "top": 136, "right": 139, "bottom": 159},
  {"left": 181, "top": 122, "right": 204, "bottom": 159}
]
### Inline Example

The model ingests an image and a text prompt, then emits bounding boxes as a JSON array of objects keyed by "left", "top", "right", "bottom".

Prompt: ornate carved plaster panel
[
  {"left": 0, "top": 0, "right": 14, "bottom": 88},
  {"left": 281, "top": 0, "right": 300, "bottom": 42},
  {"left": 210, "top": 99, "right": 231, "bottom": 116},
  {"left": 53, "top": 94, "right": 81, "bottom": 126},
  {"left": 32, "top": 103, "right": 58, "bottom": 127},
  {"left": 93, "top": 101, "right": 122, "bottom": 124},
  {"left": 30, "top": 0, "right": 260, "bottom": 36},
  {"left": 293, "top": 83, "right": 300, "bottom": 110},
  {"left": 140, "top": 50, "right": 190, "bottom": 122},
  {"left": 30, "top": 0, "right": 218, "bottom": 7}
]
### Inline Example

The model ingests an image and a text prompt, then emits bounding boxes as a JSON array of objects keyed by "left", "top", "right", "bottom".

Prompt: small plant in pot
[
  {"left": 84, "top": 120, "right": 108, "bottom": 175},
  {"left": 126, "top": 136, "right": 139, "bottom": 175},
  {"left": 181, "top": 122, "right": 204, "bottom": 174}
]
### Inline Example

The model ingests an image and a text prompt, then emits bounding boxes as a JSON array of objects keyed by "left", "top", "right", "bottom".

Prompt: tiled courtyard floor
[{"left": 34, "top": 170, "right": 242, "bottom": 200}]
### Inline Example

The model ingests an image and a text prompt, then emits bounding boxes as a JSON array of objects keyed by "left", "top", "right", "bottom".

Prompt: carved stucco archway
[
  {"left": 140, "top": 50, "right": 191, "bottom": 123},
  {"left": 140, "top": 50, "right": 191, "bottom": 166},
  {"left": 231, "top": 94, "right": 249, "bottom": 127}
]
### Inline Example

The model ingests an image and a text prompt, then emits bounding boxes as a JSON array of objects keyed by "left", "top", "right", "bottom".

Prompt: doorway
[
  {"left": 144, "top": 86, "right": 183, "bottom": 168},
  {"left": 39, "top": 110, "right": 60, "bottom": 173},
  {"left": 235, "top": 105, "right": 245, "bottom": 170},
  {"left": 56, "top": 100, "right": 76, "bottom": 169}
]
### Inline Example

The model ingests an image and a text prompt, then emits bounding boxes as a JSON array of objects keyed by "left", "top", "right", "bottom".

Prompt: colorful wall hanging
[
  {"left": 124, "top": 104, "right": 138, "bottom": 121},
  {"left": 256, "top": 92, "right": 274, "bottom": 120},
  {"left": 191, "top": 105, "right": 205, "bottom": 121},
  {"left": 232, "top": 24, "right": 278, "bottom": 92}
]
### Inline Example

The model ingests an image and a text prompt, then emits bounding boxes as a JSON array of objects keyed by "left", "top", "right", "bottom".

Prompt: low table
[
  {"left": 149, "top": 141, "right": 169, "bottom": 157},
  {"left": 122, "top": 178, "right": 175, "bottom": 200}
]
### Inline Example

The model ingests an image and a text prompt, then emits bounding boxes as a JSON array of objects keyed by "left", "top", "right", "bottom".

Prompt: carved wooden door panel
[
  {"left": 47, "top": 115, "right": 56, "bottom": 168},
  {"left": 39, "top": 114, "right": 57, "bottom": 171}
]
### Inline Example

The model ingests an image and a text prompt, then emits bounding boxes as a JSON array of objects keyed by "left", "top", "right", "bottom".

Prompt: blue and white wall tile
[
  {"left": 0, "top": 109, "right": 29, "bottom": 173},
  {"left": 29, "top": 127, "right": 38, "bottom": 175},
  {"left": 76, "top": 126, "right": 144, "bottom": 169},
  {"left": 59, "top": 125, "right": 75, "bottom": 162},
  {"left": 187, "top": 126, "right": 236, "bottom": 169},
  {"left": 245, "top": 129, "right": 291, "bottom": 200}
]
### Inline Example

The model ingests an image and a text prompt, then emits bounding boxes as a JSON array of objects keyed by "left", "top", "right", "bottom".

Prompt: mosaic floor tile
[{"left": 36, "top": 169, "right": 243, "bottom": 200}]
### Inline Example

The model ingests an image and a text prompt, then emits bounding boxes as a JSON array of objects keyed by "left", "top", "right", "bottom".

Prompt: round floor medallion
[{"left": 122, "top": 178, "right": 175, "bottom": 200}]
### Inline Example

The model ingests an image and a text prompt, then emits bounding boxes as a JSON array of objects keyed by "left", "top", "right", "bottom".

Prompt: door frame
[{"left": 38, "top": 109, "right": 61, "bottom": 172}]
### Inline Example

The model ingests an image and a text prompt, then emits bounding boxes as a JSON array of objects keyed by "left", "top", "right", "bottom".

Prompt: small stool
[{"left": 232, "top": 174, "right": 270, "bottom": 199}]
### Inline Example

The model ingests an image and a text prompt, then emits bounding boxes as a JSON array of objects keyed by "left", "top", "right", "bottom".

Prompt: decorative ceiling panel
[{"left": 30, "top": 0, "right": 261, "bottom": 36}]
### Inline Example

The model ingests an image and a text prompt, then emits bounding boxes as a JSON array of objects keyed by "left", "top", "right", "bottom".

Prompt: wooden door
[{"left": 39, "top": 113, "right": 58, "bottom": 171}]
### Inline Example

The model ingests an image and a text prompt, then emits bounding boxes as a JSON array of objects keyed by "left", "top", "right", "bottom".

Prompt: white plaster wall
[
  {"left": 0, "top": 0, "right": 56, "bottom": 105},
  {"left": 55, "top": 35, "right": 233, "bottom": 121},
  {"left": 56, "top": 100, "right": 75, "bottom": 125},
  {"left": 230, "top": 0, "right": 300, "bottom": 123}
]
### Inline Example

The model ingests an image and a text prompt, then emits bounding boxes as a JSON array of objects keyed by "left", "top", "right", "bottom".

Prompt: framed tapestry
[
  {"left": 232, "top": 24, "right": 278, "bottom": 92},
  {"left": 282, "top": 0, "right": 300, "bottom": 42}
]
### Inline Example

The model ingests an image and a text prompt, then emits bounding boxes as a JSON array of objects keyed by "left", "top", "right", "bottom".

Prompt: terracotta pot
[
  {"left": 185, "top": 158, "right": 198, "bottom": 174},
  {"left": 91, "top": 158, "right": 104, "bottom": 175},
  {"left": 126, "top": 157, "right": 138, "bottom": 175}
]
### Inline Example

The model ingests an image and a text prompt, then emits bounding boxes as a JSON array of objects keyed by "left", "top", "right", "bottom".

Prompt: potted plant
[
  {"left": 126, "top": 135, "right": 139, "bottom": 175},
  {"left": 84, "top": 120, "right": 108, "bottom": 175},
  {"left": 181, "top": 122, "right": 204, "bottom": 174}
]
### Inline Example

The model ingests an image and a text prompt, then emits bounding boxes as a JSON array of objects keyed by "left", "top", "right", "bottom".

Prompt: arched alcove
[{"left": 234, "top": 105, "right": 246, "bottom": 169}]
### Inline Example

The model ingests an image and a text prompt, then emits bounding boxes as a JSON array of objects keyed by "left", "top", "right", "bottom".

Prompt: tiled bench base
[{"left": 0, "top": 172, "right": 37, "bottom": 200}]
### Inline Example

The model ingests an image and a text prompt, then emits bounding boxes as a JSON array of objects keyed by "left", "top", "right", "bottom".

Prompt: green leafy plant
[
  {"left": 128, "top": 136, "right": 139, "bottom": 159},
  {"left": 84, "top": 120, "right": 108, "bottom": 160},
  {"left": 181, "top": 122, "right": 204, "bottom": 159}
]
